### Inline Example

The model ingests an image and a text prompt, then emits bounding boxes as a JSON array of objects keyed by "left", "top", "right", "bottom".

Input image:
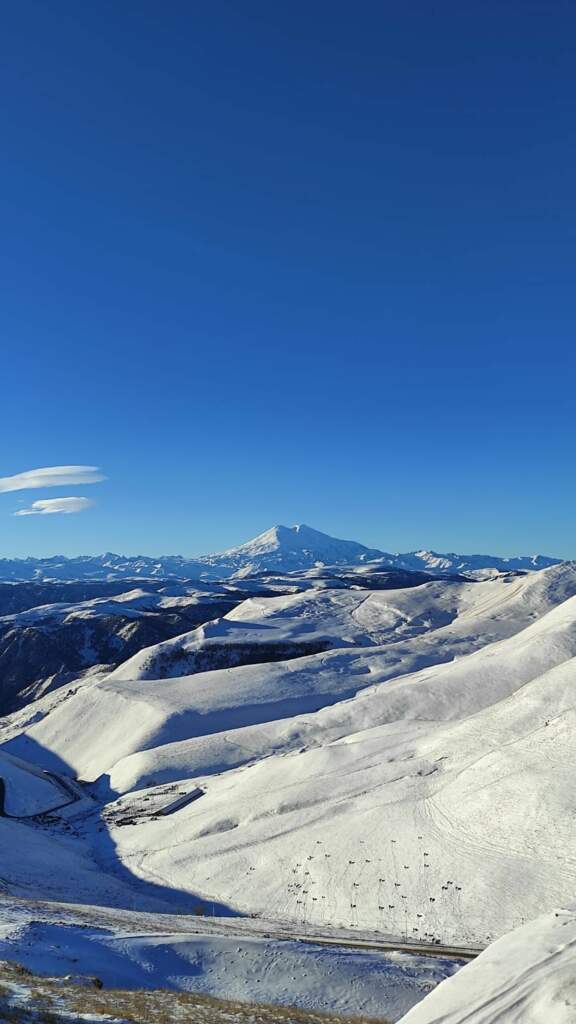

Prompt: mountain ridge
[{"left": 0, "top": 524, "right": 563, "bottom": 580}]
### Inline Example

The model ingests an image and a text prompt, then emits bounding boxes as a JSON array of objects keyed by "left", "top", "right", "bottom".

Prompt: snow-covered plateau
[{"left": 0, "top": 527, "right": 575, "bottom": 1021}]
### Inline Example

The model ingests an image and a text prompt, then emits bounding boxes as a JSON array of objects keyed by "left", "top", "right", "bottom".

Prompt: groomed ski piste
[{"left": 1, "top": 556, "right": 576, "bottom": 1020}]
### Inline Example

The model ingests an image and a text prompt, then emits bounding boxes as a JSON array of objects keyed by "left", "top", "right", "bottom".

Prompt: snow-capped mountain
[
  {"left": 0, "top": 524, "right": 563, "bottom": 580},
  {"left": 390, "top": 548, "right": 560, "bottom": 574},
  {"left": 199, "top": 523, "right": 386, "bottom": 576},
  {"left": 0, "top": 552, "right": 210, "bottom": 582}
]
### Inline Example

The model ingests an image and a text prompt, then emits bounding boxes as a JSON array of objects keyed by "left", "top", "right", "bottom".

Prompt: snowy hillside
[
  {"left": 1, "top": 556, "right": 576, "bottom": 1019},
  {"left": 18, "top": 588, "right": 576, "bottom": 945},
  {"left": 106, "top": 565, "right": 574, "bottom": 685},
  {"left": 399, "top": 905, "right": 576, "bottom": 1023},
  {"left": 0, "top": 523, "right": 563, "bottom": 580},
  {"left": 0, "top": 582, "right": 241, "bottom": 714},
  {"left": 0, "top": 568, "right": 458, "bottom": 716},
  {"left": 6, "top": 564, "right": 575, "bottom": 787}
]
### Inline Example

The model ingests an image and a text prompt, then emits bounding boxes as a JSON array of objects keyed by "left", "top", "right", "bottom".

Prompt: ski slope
[
  {"left": 97, "top": 633, "right": 576, "bottom": 945},
  {"left": 1, "top": 560, "right": 576, "bottom": 1016},
  {"left": 5, "top": 563, "right": 576, "bottom": 790}
]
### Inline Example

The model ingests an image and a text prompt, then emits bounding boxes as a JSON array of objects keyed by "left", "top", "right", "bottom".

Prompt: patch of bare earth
[{"left": 0, "top": 961, "right": 391, "bottom": 1024}]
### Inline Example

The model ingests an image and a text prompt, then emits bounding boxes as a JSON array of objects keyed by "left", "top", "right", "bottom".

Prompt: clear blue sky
[{"left": 2, "top": 1, "right": 575, "bottom": 558}]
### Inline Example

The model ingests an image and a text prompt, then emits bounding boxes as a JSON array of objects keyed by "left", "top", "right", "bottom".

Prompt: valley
[{"left": 0, "top": 526, "right": 575, "bottom": 1022}]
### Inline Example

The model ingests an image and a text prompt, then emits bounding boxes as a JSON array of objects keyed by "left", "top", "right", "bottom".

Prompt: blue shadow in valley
[{"left": 0, "top": 734, "right": 240, "bottom": 918}]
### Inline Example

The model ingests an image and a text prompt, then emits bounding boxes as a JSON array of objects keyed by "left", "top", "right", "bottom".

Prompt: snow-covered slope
[
  {"left": 7, "top": 564, "right": 576, "bottom": 788},
  {"left": 2, "top": 557, "right": 576, "bottom": 1019},
  {"left": 2, "top": 562, "right": 576, "bottom": 954},
  {"left": 0, "top": 900, "right": 462, "bottom": 1022},
  {"left": 399, "top": 906, "right": 576, "bottom": 1023},
  {"left": 85, "top": 613, "right": 576, "bottom": 946},
  {"left": 0, "top": 750, "right": 70, "bottom": 816},
  {"left": 0, "top": 565, "right": 481, "bottom": 720},
  {"left": 0, "top": 583, "right": 240, "bottom": 714},
  {"left": 105, "top": 563, "right": 576, "bottom": 684}
]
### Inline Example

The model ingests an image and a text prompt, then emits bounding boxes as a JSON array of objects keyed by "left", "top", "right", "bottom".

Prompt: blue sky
[{"left": 2, "top": 1, "right": 575, "bottom": 558}]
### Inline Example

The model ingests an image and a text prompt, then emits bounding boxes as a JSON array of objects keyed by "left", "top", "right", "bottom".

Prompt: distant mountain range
[{"left": 0, "top": 523, "right": 562, "bottom": 581}]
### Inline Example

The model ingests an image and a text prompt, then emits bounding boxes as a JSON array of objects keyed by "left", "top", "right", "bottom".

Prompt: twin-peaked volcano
[
  {"left": 0, "top": 523, "right": 563, "bottom": 580},
  {"left": 209, "top": 523, "right": 385, "bottom": 574}
]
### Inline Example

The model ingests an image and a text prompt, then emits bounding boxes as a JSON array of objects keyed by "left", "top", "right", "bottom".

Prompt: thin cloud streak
[
  {"left": 14, "top": 497, "right": 95, "bottom": 517},
  {"left": 0, "top": 466, "right": 105, "bottom": 493}
]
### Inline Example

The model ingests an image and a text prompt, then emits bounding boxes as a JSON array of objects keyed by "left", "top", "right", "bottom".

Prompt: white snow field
[
  {"left": 0, "top": 749, "right": 71, "bottom": 816},
  {"left": 398, "top": 905, "right": 576, "bottom": 1023},
  {"left": 0, "top": 898, "right": 462, "bottom": 1021},
  {"left": 105, "top": 563, "right": 576, "bottom": 681},
  {"left": 4, "top": 562, "right": 576, "bottom": 791},
  {"left": 0, "top": 585, "right": 225, "bottom": 627},
  {"left": 1, "top": 558, "right": 576, "bottom": 1019}
]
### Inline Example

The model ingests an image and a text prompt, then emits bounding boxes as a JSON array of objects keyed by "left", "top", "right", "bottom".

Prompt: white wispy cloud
[
  {"left": 0, "top": 466, "right": 105, "bottom": 493},
  {"left": 14, "top": 497, "right": 95, "bottom": 517}
]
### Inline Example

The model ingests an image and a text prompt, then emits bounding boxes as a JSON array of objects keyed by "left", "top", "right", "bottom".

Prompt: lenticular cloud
[
  {"left": 14, "top": 497, "right": 95, "bottom": 516},
  {"left": 0, "top": 466, "right": 105, "bottom": 493}
]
